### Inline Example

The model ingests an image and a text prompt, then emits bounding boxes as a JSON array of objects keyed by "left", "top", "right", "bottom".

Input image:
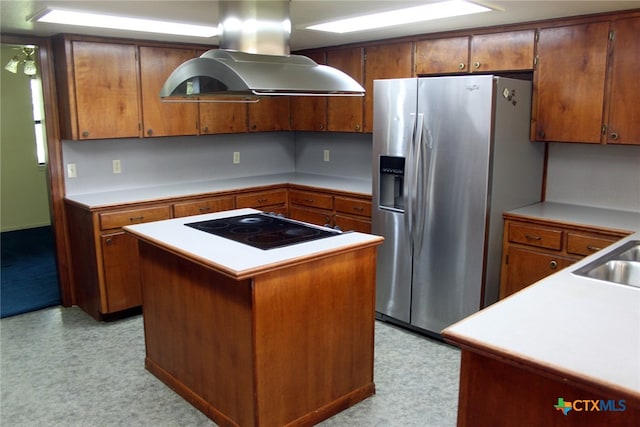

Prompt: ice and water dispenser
[{"left": 379, "top": 156, "right": 405, "bottom": 212}]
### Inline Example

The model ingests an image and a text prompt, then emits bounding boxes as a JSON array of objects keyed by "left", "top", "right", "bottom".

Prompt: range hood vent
[{"left": 161, "top": 1, "right": 365, "bottom": 102}]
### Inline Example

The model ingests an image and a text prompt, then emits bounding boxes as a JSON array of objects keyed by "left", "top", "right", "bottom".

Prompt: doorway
[{"left": 1, "top": 42, "right": 61, "bottom": 317}]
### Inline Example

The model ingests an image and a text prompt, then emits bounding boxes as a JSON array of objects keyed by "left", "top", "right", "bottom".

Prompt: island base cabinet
[
  {"left": 138, "top": 241, "right": 377, "bottom": 427},
  {"left": 456, "top": 351, "right": 639, "bottom": 427}
]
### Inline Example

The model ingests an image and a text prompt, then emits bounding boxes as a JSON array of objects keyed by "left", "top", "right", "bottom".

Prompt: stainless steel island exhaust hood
[{"left": 160, "top": 1, "right": 365, "bottom": 102}]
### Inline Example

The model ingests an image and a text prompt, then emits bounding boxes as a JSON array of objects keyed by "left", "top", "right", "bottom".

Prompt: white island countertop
[
  {"left": 124, "top": 208, "right": 384, "bottom": 280},
  {"left": 65, "top": 173, "right": 372, "bottom": 209},
  {"left": 443, "top": 202, "right": 640, "bottom": 401}
]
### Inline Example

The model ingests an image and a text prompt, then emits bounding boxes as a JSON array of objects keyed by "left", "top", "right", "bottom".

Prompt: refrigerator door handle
[
  {"left": 413, "top": 113, "right": 427, "bottom": 249},
  {"left": 405, "top": 113, "right": 418, "bottom": 241}
]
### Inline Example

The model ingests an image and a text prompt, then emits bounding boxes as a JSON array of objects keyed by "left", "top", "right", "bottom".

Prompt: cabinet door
[
  {"left": 72, "top": 41, "right": 141, "bottom": 139},
  {"left": 101, "top": 232, "right": 142, "bottom": 313},
  {"left": 290, "top": 51, "right": 328, "bottom": 131},
  {"left": 606, "top": 16, "right": 640, "bottom": 145},
  {"left": 139, "top": 46, "right": 199, "bottom": 137},
  {"left": 364, "top": 43, "right": 413, "bottom": 133},
  {"left": 248, "top": 97, "right": 291, "bottom": 131},
  {"left": 200, "top": 103, "right": 248, "bottom": 134},
  {"left": 415, "top": 36, "right": 470, "bottom": 74},
  {"left": 532, "top": 22, "right": 610, "bottom": 143},
  {"left": 470, "top": 30, "right": 535, "bottom": 72},
  {"left": 501, "top": 246, "right": 574, "bottom": 298},
  {"left": 327, "top": 47, "right": 364, "bottom": 132}
]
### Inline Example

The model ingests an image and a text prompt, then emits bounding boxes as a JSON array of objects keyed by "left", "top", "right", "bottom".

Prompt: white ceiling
[{"left": 2, "top": 1, "right": 639, "bottom": 50}]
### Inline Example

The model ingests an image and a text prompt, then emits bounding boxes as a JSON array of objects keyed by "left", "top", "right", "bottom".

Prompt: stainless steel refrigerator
[{"left": 373, "top": 75, "right": 544, "bottom": 336}]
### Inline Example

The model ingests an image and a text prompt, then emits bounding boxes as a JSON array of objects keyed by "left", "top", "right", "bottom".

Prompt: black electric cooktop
[{"left": 185, "top": 213, "right": 341, "bottom": 250}]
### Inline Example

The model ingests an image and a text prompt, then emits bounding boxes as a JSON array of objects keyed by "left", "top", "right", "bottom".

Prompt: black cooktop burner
[{"left": 185, "top": 213, "right": 341, "bottom": 250}]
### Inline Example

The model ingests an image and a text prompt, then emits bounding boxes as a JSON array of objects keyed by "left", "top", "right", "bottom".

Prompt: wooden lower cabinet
[
  {"left": 236, "top": 187, "right": 288, "bottom": 215},
  {"left": 500, "top": 215, "right": 628, "bottom": 299},
  {"left": 288, "top": 187, "right": 372, "bottom": 232},
  {"left": 101, "top": 232, "right": 143, "bottom": 312},
  {"left": 172, "top": 195, "right": 235, "bottom": 217}
]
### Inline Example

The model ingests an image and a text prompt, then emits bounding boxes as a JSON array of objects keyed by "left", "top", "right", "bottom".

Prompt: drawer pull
[
  {"left": 587, "top": 245, "right": 602, "bottom": 252},
  {"left": 549, "top": 260, "right": 558, "bottom": 269},
  {"left": 257, "top": 198, "right": 268, "bottom": 203},
  {"left": 129, "top": 216, "right": 144, "bottom": 223},
  {"left": 304, "top": 198, "right": 315, "bottom": 203},
  {"left": 105, "top": 238, "right": 113, "bottom": 245},
  {"left": 198, "top": 206, "right": 211, "bottom": 212},
  {"left": 525, "top": 234, "right": 542, "bottom": 241},
  {"left": 353, "top": 206, "right": 364, "bottom": 212}
]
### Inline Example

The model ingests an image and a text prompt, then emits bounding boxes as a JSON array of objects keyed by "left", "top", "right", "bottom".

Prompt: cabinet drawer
[
  {"left": 173, "top": 196, "right": 235, "bottom": 218},
  {"left": 289, "top": 206, "right": 332, "bottom": 227},
  {"left": 334, "top": 214, "right": 371, "bottom": 233},
  {"left": 289, "top": 190, "right": 333, "bottom": 210},
  {"left": 508, "top": 222, "right": 562, "bottom": 250},
  {"left": 236, "top": 189, "right": 287, "bottom": 208},
  {"left": 566, "top": 232, "right": 619, "bottom": 257},
  {"left": 334, "top": 196, "right": 372, "bottom": 218},
  {"left": 99, "top": 206, "right": 171, "bottom": 230}
]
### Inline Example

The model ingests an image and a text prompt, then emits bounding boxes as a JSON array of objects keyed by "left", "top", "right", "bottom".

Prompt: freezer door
[
  {"left": 372, "top": 78, "right": 417, "bottom": 323},
  {"left": 410, "top": 75, "right": 494, "bottom": 333}
]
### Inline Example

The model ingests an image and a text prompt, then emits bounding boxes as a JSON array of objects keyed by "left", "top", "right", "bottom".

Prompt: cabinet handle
[
  {"left": 257, "top": 198, "right": 268, "bottom": 203},
  {"left": 147, "top": 129, "right": 153, "bottom": 136},
  {"left": 198, "top": 206, "right": 211, "bottom": 212},
  {"left": 105, "top": 238, "right": 113, "bottom": 245},
  {"left": 355, "top": 124, "right": 361, "bottom": 131},
  {"left": 319, "top": 124, "right": 325, "bottom": 130},
  {"left": 549, "top": 260, "right": 558, "bottom": 269},
  {"left": 304, "top": 198, "right": 315, "bottom": 203},
  {"left": 587, "top": 245, "right": 602, "bottom": 253},
  {"left": 525, "top": 234, "right": 542, "bottom": 241},
  {"left": 474, "top": 62, "right": 481, "bottom": 69},
  {"left": 129, "top": 215, "right": 144, "bottom": 223},
  {"left": 353, "top": 206, "right": 364, "bottom": 212},
  {"left": 202, "top": 126, "right": 209, "bottom": 133},
  {"left": 82, "top": 131, "right": 90, "bottom": 138},
  {"left": 610, "top": 132, "right": 619, "bottom": 140},
  {"left": 458, "top": 62, "right": 466, "bottom": 70}
]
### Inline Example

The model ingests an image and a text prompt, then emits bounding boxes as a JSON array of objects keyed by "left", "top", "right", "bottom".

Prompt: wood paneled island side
[{"left": 124, "top": 209, "right": 384, "bottom": 426}]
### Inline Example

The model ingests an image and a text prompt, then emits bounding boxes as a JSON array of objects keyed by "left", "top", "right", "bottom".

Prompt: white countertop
[
  {"left": 124, "top": 208, "right": 383, "bottom": 280},
  {"left": 65, "top": 173, "right": 372, "bottom": 209},
  {"left": 506, "top": 201, "right": 640, "bottom": 232},
  {"left": 444, "top": 202, "right": 640, "bottom": 399}
]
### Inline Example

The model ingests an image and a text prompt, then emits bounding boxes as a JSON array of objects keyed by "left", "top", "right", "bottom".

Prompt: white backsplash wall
[
  {"left": 294, "top": 132, "right": 372, "bottom": 180},
  {"left": 545, "top": 143, "right": 640, "bottom": 212},
  {"left": 63, "top": 133, "right": 296, "bottom": 195}
]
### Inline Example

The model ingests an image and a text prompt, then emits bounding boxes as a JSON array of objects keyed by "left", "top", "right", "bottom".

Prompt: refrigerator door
[
  {"left": 410, "top": 75, "right": 494, "bottom": 333},
  {"left": 372, "top": 78, "right": 417, "bottom": 323}
]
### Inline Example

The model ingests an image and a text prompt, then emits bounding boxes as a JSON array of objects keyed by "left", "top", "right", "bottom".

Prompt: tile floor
[{"left": 0, "top": 306, "right": 460, "bottom": 426}]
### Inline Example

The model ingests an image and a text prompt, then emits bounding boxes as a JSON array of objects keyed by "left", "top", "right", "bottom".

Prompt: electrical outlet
[
  {"left": 323, "top": 149, "right": 330, "bottom": 162},
  {"left": 67, "top": 163, "right": 77, "bottom": 178},
  {"left": 233, "top": 152, "right": 240, "bottom": 164},
  {"left": 112, "top": 159, "right": 122, "bottom": 174}
]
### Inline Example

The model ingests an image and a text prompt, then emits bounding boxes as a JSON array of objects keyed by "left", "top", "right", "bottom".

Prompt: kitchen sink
[{"left": 572, "top": 240, "right": 640, "bottom": 288}]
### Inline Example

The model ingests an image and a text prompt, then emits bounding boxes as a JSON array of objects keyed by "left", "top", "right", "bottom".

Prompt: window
[{"left": 29, "top": 78, "right": 46, "bottom": 165}]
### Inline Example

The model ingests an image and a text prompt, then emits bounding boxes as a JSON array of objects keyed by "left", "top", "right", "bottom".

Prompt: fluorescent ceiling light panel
[
  {"left": 32, "top": 8, "right": 218, "bottom": 38},
  {"left": 306, "top": 1, "right": 491, "bottom": 33}
]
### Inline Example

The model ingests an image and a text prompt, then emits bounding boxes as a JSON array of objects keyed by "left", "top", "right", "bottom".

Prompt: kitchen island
[
  {"left": 124, "top": 208, "right": 384, "bottom": 427},
  {"left": 443, "top": 220, "right": 640, "bottom": 427}
]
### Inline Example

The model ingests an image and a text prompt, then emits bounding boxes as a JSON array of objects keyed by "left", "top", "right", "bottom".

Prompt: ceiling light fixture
[
  {"left": 29, "top": 8, "right": 218, "bottom": 38},
  {"left": 4, "top": 47, "right": 37, "bottom": 76},
  {"left": 305, "top": 0, "right": 492, "bottom": 34}
]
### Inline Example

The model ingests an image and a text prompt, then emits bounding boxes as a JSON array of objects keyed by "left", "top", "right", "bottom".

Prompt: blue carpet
[{"left": 1, "top": 226, "right": 61, "bottom": 318}]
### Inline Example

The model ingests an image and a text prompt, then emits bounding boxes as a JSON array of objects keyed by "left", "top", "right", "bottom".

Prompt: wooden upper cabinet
[
  {"left": 364, "top": 43, "right": 413, "bottom": 133},
  {"left": 248, "top": 97, "right": 291, "bottom": 131},
  {"left": 200, "top": 103, "right": 248, "bottom": 134},
  {"left": 59, "top": 40, "right": 141, "bottom": 140},
  {"left": 139, "top": 46, "right": 199, "bottom": 137},
  {"left": 469, "top": 30, "right": 535, "bottom": 72},
  {"left": 327, "top": 47, "right": 365, "bottom": 132},
  {"left": 532, "top": 22, "right": 610, "bottom": 143},
  {"left": 415, "top": 36, "right": 470, "bottom": 74},
  {"left": 290, "top": 51, "right": 328, "bottom": 131},
  {"left": 605, "top": 16, "right": 640, "bottom": 145}
]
